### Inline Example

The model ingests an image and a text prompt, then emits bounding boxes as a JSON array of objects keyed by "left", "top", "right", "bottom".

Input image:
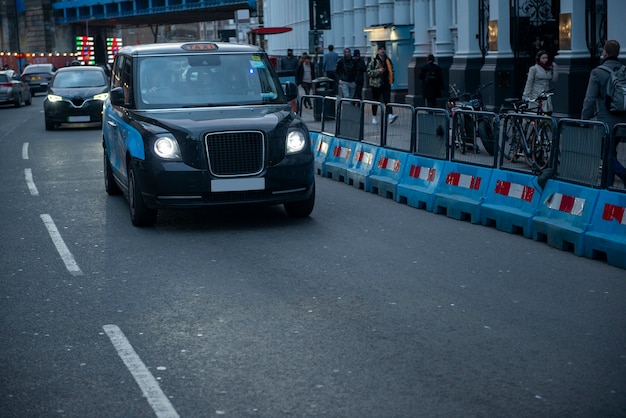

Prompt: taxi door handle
[{"left": 107, "top": 121, "right": 117, "bottom": 128}]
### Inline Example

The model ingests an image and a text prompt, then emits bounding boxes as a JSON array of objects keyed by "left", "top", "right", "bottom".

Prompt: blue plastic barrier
[
  {"left": 583, "top": 190, "right": 626, "bottom": 268},
  {"left": 346, "top": 142, "right": 380, "bottom": 191},
  {"left": 396, "top": 154, "right": 445, "bottom": 211},
  {"left": 480, "top": 170, "right": 542, "bottom": 238},
  {"left": 531, "top": 179, "right": 600, "bottom": 256},
  {"left": 312, "top": 133, "right": 334, "bottom": 177},
  {"left": 323, "top": 137, "right": 358, "bottom": 184},
  {"left": 432, "top": 162, "right": 493, "bottom": 224},
  {"left": 368, "top": 148, "right": 409, "bottom": 200}
]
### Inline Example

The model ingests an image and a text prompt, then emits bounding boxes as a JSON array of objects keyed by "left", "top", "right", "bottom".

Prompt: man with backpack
[
  {"left": 418, "top": 54, "right": 445, "bottom": 108},
  {"left": 335, "top": 47, "right": 357, "bottom": 99},
  {"left": 582, "top": 39, "right": 626, "bottom": 184}
]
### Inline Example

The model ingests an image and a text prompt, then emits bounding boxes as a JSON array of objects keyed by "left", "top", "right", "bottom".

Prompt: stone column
[
  {"left": 449, "top": 0, "right": 484, "bottom": 100},
  {"left": 342, "top": 0, "right": 355, "bottom": 48},
  {"left": 553, "top": 0, "right": 593, "bottom": 117},
  {"left": 354, "top": 0, "right": 368, "bottom": 53},
  {"left": 480, "top": 0, "right": 515, "bottom": 111},
  {"left": 407, "top": 0, "right": 430, "bottom": 105}
]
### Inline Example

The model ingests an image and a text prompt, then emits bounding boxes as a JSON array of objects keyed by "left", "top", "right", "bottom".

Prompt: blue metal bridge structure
[{"left": 52, "top": 0, "right": 257, "bottom": 26}]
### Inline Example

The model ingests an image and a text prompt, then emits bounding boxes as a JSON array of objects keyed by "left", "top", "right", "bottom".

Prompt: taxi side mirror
[
  {"left": 283, "top": 81, "right": 298, "bottom": 102},
  {"left": 110, "top": 87, "right": 124, "bottom": 106}
]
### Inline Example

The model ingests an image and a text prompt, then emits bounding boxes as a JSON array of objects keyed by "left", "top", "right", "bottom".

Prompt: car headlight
[
  {"left": 94, "top": 92, "right": 109, "bottom": 101},
  {"left": 47, "top": 94, "right": 63, "bottom": 102},
  {"left": 153, "top": 136, "right": 182, "bottom": 160},
  {"left": 286, "top": 129, "right": 307, "bottom": 154}
]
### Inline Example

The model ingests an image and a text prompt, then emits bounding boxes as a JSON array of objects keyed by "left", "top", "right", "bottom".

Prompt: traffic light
[{"left": 309, "top": 0, "right": 331, "bottom": 31}]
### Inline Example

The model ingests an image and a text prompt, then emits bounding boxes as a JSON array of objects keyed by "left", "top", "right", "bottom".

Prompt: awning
[{"left": 251, "top": 27, "right": 293, "bottom": 35}]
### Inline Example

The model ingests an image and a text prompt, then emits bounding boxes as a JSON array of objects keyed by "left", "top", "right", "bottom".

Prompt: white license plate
[
  {"left": 68, "top": 116, "right": 90, "bottom": 122},
  {"left": 211, "top": 178, "right": 265, "bottom": 192}
]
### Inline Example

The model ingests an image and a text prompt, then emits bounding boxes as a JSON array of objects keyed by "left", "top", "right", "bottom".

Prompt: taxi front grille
[{"left": 205, "top": 131, "right": 265, "bottom": 177}]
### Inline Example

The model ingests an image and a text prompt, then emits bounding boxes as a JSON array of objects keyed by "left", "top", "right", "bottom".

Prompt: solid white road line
[
  {"left": 22, "top": 142, "right": 29, "bottom": 159},
  {"left": 25, "top": 168, "right": 39, "bottom": 196},
  {"left": 103, "top": 325, "right": 180, "bottom": 418},
  {"left": 39, "top": 214, "right": 83, "bottom": 276}
]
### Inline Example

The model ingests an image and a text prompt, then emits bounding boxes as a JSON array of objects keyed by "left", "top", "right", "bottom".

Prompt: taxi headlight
[
  {"left": 47, "top": 94, "right": 63, "bottom": 102},
  {"left": 153, "top": 136, "right": 181, "bottom": 160},
  {"left": 93, "top": 92, "right": 109, "bottom": 101},
  {"left": 286, "top": 129, "right": 307, "bottom": 154}
]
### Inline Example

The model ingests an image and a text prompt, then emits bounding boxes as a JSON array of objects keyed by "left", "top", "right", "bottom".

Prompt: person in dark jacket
[
  {"left": 582, "top": 39, "right": 626, "bottom": 185},
  {"left": 352, "top": 49, "right": 367, "bottom": 101},
  {"left": 335, "top": 47, "right": 357, "bottom": 99},
  {"left": 295, "top": 54, "right": 315, "bottom": 109},
  {"left": 418, "top": 54, "right": 445, "bottom": 108}
]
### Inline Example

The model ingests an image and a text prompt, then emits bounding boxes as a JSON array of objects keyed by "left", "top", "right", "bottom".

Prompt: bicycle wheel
[
  {"left": 531, "top": 124, "right": 552, "bottom": 170},
  {"left": 453, "top": 114, "right": 466, "bottom": 154},
  {"left": 478, "top": 118, "right": 495, "bottom": 156},
  {"left": 502, "top": 118, "right": 521, "bottom": 162}
]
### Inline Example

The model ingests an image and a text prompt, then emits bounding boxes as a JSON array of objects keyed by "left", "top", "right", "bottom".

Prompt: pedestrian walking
[
  {"left": 323, "top": 45, "right": 339, "bottom": 83},
  {"left": 523, "top": 50, "right": 558, "bottom": 114},
  {"left": 296, "top": 54, "right": 315, "bottom": 109},
  {"left": 418, "top": 54, "right": 445, "bottom": 107},
  {"left": 367, "top": 45, "right": 397, "bottom": 125},
  {"left": 352, "top": 49, "right": 367, "bottom": 101},
  {"left": 582, "top": 39, "right": 626, "bottom": 185},
  {"left": 335, "top": 47, "right": 357, "bottom": 99}
]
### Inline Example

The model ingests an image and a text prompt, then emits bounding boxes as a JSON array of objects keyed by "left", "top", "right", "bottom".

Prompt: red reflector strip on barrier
[
  {"left": 446, "top": 172, "right": 481, "bottom": 190},
  {"left": 602, "top": 203, "right": 626, "bottom": 224},
  {"left": 409, "top": 165, "right": 436, "bottom": 181},
  {"left": 354, "top": 151, "right": 374, "bottom": 165},
  {"left": 494, "top": 180, "right": 534, "bottom": 202},
  {"left": 316, "top": 141, "right": 329, "bottom": 154},
  {"left": 332, "top": 146, "right": 351, "bottom": 160},
  {"left": 377, "top": 157, "right": 401, "bottom": 172},
  {"left": 544, "top": 193, "right": 585, "bottom": 216}
]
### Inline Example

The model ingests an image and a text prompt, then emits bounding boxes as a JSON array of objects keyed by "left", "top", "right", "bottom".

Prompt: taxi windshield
[{"left": 138, "top": 53, "right": 285, "bottom": 108}]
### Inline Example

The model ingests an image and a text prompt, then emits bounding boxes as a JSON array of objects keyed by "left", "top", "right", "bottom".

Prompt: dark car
[
  {"left": 21, "top": 63, "right": 56, "bottom": 95},
  {"left": 43, "top": 66, "right": 109, "bottom": 130},
  {"left": 102, "top": 41, "right": 315, "bottom": 226},
  {"left": 0, "top": 70, "right": 32, "bottom": 107}
]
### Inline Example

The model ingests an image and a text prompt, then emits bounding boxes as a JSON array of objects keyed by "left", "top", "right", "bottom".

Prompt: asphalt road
[{"left": 1, "top": 97, "right": 625, "bottom": 417}]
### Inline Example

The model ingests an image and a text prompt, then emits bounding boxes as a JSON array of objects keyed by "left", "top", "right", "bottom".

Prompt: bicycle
[
  {"left": 499, "top": 89, "right": 554, "bottom": 171},
  {"left": 447, "top": 82, "right": 494, "bottom": 155}
]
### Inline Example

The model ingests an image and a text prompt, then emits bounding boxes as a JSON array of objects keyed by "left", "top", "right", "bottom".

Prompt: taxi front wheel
[
  {"left": 128, "top": 166, "right": 157, "bottom": 227},
  {"left": 284, "top": 184, "right": 315, "bottom": 218}
]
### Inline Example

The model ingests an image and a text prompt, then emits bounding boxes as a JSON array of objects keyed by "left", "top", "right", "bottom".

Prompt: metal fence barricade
[
  {"left": 384, "top": 103, "right": 413, "bottom": 152},
  {"left": 607, "top": 123, "right": 626, "bottom": 193},
  {"left": 361, "top": 100, "right": 385, "bottom": 146},
  {"left": 414, "top": 107, "right": 449, "bottom": 159},
  {"left": 336, "top": 98, "right": 363, "bottom": 141},
  {"left": 450, "top": 109, "right": 499, "bottom": 168},
  {"left": 555, "top": 119, "right": 608, "bottom": 187},
  {"left": 319, "top": 96, "right": 337, "bottom": 136},
  {"left": 299, "top": 94, "right": 322, "bottom": 133}
]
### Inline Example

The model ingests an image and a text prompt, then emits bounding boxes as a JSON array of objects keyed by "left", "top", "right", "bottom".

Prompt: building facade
[{"left": 263, "top": 0, "right": 625, "bottom": 118}]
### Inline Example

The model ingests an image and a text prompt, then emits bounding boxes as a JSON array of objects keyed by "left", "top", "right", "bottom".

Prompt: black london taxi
[{"left": 102, "top": 42, "right": 315, "bottom": 226}]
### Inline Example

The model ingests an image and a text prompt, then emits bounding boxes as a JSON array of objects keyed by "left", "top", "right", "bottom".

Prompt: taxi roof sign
[{"left": 181, "top": 43, "right": 219, "bottom": 51}]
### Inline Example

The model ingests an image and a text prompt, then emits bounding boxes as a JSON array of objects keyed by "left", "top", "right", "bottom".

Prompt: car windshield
[
  {"left": 54, "top": 71, "right": 106, "bottom": 88},
  {"left": 138, "top": 53, "right": 285, "bottom": 108}
]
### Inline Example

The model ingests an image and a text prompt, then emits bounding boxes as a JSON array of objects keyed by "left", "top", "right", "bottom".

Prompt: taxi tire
[
  {"left": 284, "top": 184, "right": 315, "bottom": 218},
  {"left": 128, "top": 166, "right": 157, "bottom": 227},
  {"left": 104, "top": 151, "right": 121, "bottom": 195}
]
